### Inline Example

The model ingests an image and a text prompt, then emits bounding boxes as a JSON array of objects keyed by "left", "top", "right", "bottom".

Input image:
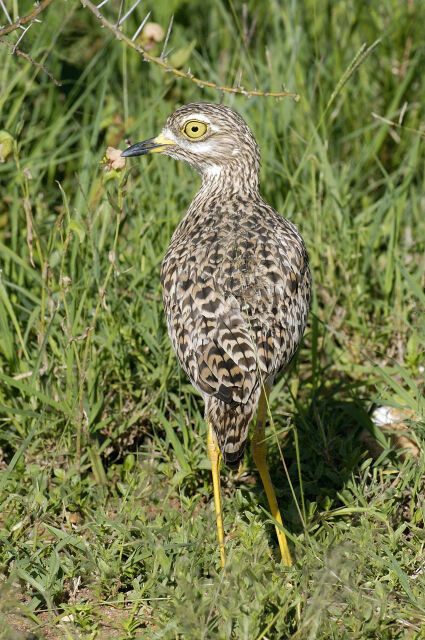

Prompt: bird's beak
[{"left": 121, "top": 132, "right": 176, "bottom": 158}]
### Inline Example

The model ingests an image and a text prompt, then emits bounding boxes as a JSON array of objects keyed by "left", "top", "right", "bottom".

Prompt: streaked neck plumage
[{"left": 193, "top": 151, "right": 261, "bottom": 206}]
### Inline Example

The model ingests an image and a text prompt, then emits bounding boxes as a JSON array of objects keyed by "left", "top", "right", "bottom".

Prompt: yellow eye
[{"left": 182, "top": 120, "right": 208, "bottom": 139}]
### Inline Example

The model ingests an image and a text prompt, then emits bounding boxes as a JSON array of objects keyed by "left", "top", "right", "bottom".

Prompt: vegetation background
[{"left": 0, "top": 0, "right": 424, "bottom": 638}]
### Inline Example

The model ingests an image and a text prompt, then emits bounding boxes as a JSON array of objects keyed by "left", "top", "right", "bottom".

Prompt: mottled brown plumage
[{"left": 123, "top": 102, "right": 311, "bottom": 469}]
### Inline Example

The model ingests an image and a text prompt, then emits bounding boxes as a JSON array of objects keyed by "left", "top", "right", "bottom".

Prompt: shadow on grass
[{"left": 251, "top": 379, "right": 386, "bottom": 535}]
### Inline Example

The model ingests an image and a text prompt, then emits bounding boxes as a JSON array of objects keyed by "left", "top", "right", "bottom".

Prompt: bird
[{"left": 121, "top": 102, "right": 311, "bottom": 568}]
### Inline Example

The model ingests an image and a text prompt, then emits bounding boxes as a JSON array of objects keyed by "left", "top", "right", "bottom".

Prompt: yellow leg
[
  {"left": 207, "top": 423, "right": 226, "bottom": 568},
  {"left": 251, "top": 385, "right": 293, "bottom": 566}
]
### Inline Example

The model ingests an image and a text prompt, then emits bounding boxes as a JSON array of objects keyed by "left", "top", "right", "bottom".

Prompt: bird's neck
[
  {"left": 175, "top": 160, "right": 263, "bottom": 239},
  {"left": 197, "top": 160, "right": 260, "bottom": 201}
]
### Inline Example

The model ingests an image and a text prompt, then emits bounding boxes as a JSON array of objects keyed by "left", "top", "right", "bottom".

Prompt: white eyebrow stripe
[
  {"left": 182, "top": 114, "right": 220, "bottom": 133},
  {"left": 183, "top": 113, "right": 212, "bottom": 125}
]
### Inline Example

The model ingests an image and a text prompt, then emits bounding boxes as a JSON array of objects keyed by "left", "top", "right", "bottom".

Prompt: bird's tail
[{"left": 206, "top": 397, "right": 257, "bottom": 469}]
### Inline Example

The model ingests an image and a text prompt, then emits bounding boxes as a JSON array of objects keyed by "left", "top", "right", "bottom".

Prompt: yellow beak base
[{"left": 121, "top": 132, "right": 176, "bottom": 158}]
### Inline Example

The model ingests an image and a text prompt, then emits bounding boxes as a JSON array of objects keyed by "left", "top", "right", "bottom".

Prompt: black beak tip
[
  {"left": 121, "top": 137, "right": 159, "bottom": 158},
  {"left": 121, "top": 146, "right": 142, "bottom": 158}
]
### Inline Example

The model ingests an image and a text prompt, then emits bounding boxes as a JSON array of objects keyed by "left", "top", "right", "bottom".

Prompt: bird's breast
[{"left": 161, "top": 206, "right": 310, "bottom": 320}]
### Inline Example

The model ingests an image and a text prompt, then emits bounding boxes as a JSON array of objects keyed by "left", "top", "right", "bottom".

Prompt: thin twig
[
  {"left": 372, "top": 111, "right": 425, "bottom": 139},
  {"left": 0, "top": 36, "right": 62, "bottom": 85},
  {"left": 0, "top": 0, "right": 55, "bottom": 36},
  {"left": 79, "top": 0, "right": 299, "bottom": 100}
]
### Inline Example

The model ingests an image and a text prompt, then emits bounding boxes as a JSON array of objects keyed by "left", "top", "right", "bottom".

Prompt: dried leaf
[{"left": 106, "top": 146, "right": 126, "bottom": 170}]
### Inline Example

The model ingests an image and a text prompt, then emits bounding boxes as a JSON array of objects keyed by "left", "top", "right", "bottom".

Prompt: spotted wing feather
[{"left": 161, "top": 198, "right": 311, "bottom": 467}]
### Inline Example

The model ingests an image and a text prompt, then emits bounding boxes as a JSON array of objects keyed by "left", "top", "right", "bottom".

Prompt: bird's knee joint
[{"left": 207, "top": 438, "right": 221, "bottom": 467}]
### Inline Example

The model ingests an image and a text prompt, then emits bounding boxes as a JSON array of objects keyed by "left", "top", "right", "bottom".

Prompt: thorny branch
[
  {"left": 0, "top": 0, "right": 55, "bottom": 35},
  {"left": 0, "top": 36, "right": 62, "bottom": 85},
  {"left": 0, "top": 0, "right": 299, "bottom": 98},
  {"left": 80, "top": 0, "right": 299, "bottom": 100},
  {"left": 0, "top": 0, "right": 60, "bottom": 83}
]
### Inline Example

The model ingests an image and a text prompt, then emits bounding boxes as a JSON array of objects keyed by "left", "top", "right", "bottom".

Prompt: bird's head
[{"left": 121, "top": 102, "right": 261, "bottom": 181}]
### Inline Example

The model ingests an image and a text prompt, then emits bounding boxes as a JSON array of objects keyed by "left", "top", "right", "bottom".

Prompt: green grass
[{"left": 0, "top": 0, "right": 424, "bottom": 638}]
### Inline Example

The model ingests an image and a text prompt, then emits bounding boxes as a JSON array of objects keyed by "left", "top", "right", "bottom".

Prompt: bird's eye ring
[{"left": 182, "top": 120, "right": 208, "bottom": 139}]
